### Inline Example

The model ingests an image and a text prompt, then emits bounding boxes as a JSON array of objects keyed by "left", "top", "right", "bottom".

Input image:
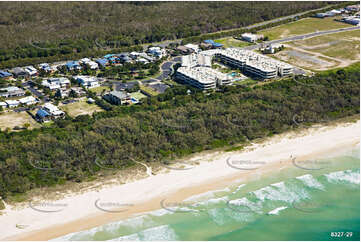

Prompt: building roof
[
  {"left": 5, "top": 100, "right": 20, "bottom": 105},
  {"left": 66, "top": 61, "right": 80, "bottom": 68},
  {"left": 37, "top": 109, "right": 50, "bottom": 118},
  {"left": 0, "top": 70, "right": 13, "bottom": 78},
  {"left": 96, "top": 58, "right": 108, "bottom": 66},
  {"left": 19, "top": 96, "right": 37, "bottom": 104},
  {"left": 108, "top": 90, "right": 128, "bottom": 100}
]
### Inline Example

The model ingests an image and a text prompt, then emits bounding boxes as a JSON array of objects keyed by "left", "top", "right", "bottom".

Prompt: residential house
[
  {"left": 79, "top": 58, "right": 99, "bottom": 70},
  {"left": 177, "top": 46, "right": 194, "bottom": 55},
  {"left": 203, "top": 40, "right": 223, "bottom": 48},
  {"left": 66, "top": 61, "right": 82, "bottom": 71},
  {"left": 96, "top": 58, "right": 108, "bottom": 67},
  {"left": 147, "top": 47, "right": 167, "bottom": 58},
  {"left": 43, "top": 103, "right": 65, "bottom": 118},
  {"left": 38, "top": 63, "right": 52, "bottom": 73},
  {"left": 0, "top": 102, "right": 7, "bottom": 109},
  {"left": 103, "top": 90, "right": 131, "bottom": 105},
  {"left": 42, "top": 77, "right": 70, "bottom": 90},
  {"left": 0, "top": 86, "right": 25, "bottom": 98},
  {"left": 0, "top": 70, "right": 13, "bottom": 80},
  {"left": 5, "top": 100, "right": 20, "bottom": 108},
  {"left": 24, "top": 66, "right": 38, "bottom": 76},
  {"left": 36, "top": 109, "right": 51, "bottom": 122},
  {"left": 75, "top": 76, "right": 100, "bottom": 89},
  {"left": 11, "top": 67, "right": 28, "bottom": 78},
  {"left": 184, "top": 44, "right": 200, "bottom": 53},
  {"left": 19, "top": 96, "right": 38, "bottom": 106}
]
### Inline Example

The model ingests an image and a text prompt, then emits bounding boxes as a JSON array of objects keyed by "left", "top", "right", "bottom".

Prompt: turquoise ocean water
[{"left": 54, "top": 147, "right": 360, "bottom": 241}]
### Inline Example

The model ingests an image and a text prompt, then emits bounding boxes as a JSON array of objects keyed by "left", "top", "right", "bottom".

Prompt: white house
[
  {"left": 184, "top": 44, "right": 199, "bottom": 53},
  {"left": 42, "top": 77, "right": 70, "bottom": 90},
  {"left": 19, "top": 96, "right": 38, "bottom": 106},
  {"left": 241, "top": 33, "right": 262, "bottom": 43},
  {"left": 79, "top": 58, "right": 99, "bottom": 70},
  {"left": 24, "top": 66, "right": 38, "bottom": 76},
  {"left": 5, "top": 100, "right": 20, "bottom": 108},
  {"left": 75, "top": 76, "right": 100, "bottom": 89},
  {"left": 0, "top": 102, "right": 7, "bottom": 109},
  {"left": 148, "top": 47, "right": 167, "bottom": 58},
  {"left": 43, "top": 103, "right": 65, "bottom": 117}
]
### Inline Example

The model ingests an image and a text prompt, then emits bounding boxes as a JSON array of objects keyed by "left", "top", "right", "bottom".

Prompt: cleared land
[
  {"left": 60, "top": 100, "right": 103, "bottom": 117},
  {"left": 214, "top": 37, "right": 254, "bottom": 48},
  {"left": 0, "top": 111, "right": 41, "bottom": 131},
  {"left": 259, "top": 17, "right": 351, "bottom": 40},
  {"left": 272, "top": 29, "right": 360, "bottom": 71}
]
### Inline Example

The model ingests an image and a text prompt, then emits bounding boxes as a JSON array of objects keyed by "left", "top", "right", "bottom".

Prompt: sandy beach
[{"left": 1, "top": 120, "right": 360, "bottom": 241}]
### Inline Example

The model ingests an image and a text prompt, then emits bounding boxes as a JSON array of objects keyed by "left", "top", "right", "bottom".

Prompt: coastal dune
[{"left": 1, "top": 120, "right": 360, "bottom": 241}]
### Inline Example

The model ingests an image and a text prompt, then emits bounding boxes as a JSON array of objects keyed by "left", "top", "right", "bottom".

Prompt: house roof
[
  {"left": 0, "top": 70, "right": 13, "bottom": 78},
  {"left": 108, "top": 90, "right": 127, "bottom": 100},
  {"left": 37, "top": 109, "right": 50, "bottom": 118}
]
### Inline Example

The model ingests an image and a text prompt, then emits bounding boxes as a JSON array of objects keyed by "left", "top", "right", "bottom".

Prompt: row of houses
[
  {"left": 315, "top": 5, "right": 360, "bottom": 18},
  {"left": 0, "top": 96, "right": 38, "bottom": 109}
]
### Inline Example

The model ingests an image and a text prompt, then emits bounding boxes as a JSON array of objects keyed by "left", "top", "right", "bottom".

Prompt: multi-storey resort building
[{"left": 176, "top": 48, "right": 293, "bottom": 90}]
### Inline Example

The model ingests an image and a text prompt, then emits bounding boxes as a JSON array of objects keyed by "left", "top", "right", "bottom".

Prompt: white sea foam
[
  {"left": 184, "top": 187, "right": 230, "bottom": 202},
  {"left": 296, "top": 174, "right": 325, "bottom": 190},
  {"left": 232, "top": 184, "right": 246, "bottom": 194},
  {"left": 207, "top": 208, "right": 227, "bottom": 226},
  {"left": 325, "top": 170, "right": 360, "bottom": 185},
  {"left": 110, "top": 224, "right": 177, "bottom": 241},
  {"left": 228, "top": 197, "right": 262, "bottom": 213},
  {"left": 108, "top": 233, "right": 140, "bottom": 241},
  {"left": 147, "top": 208, "right": 174, "bottom": 217},
  {"left": 267, "top": 206, "right": 288, "bottom": 215},
  {"left": 139, "top": 225, "right": 178, "bottom": 240},
  {"left": 252, "top": 181, "right": 309, "bottom": 203}
]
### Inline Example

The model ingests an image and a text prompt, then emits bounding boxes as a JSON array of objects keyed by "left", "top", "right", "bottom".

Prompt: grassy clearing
[
  {"left": 259, "top": 17, "right": 351, "bottom": 40},
  {"left": 288, "top": 29, "right": 360, "bottom": 61},
  {"left": 130, "top": 91, "right": 147, "bottom": 100},
  {"left": 214, "top": 37, "right": 254, "bottom": 48},
  {"left": 0, "top": 111, "right": 41, "bottom": 131},
  {"left": 60, "top": 100, "right": 103, "bottom": 117},
  {"left": 140, "top": 85, "right": 158, "bottom": 96},
  {"left": 90, "top": 86, "right": 110, "bottom": 95}
]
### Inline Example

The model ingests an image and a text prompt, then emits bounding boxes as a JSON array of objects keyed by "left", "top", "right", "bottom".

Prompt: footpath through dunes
[{"left": 1, "top": 120, "right": 360, "bottom": 241}]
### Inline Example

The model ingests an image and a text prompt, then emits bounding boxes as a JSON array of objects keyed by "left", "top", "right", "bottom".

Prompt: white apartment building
[
  {"left": 181, "top": 54, "right": 212, "bottom": 68},
  {"left": 176, "top": 66, "right": 232, "bottom": 90},
  {"left": 201, "top": 48, "right": 293, "bottom": 79}
]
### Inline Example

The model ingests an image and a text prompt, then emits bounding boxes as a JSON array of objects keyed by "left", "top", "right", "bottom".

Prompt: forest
[
  {"left": 0, "top": 63, "right": 359, "bottom": 202},
  {"left": 0, "top": 1, "right": 340, "bottom": 68}
]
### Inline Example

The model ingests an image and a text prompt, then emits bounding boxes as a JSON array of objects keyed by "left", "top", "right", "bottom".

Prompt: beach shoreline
[{"left": 2, "top": 120, "right": 360, "bottom": 241}]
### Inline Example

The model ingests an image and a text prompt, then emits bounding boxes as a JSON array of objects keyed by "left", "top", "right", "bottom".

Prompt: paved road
[
  {"left": 244, "top": 26, "right": 360, "bottom": 50},
  {"left": 244, "top": 6, "right": 332, "bottom": 30}
]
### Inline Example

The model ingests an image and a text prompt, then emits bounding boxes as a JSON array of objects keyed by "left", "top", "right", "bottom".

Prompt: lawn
[
  {"left": 214, "top": 37, "right": 254, "bottom": 48},
  {"left": 130, "top": 91, "right": 147, "bottom": 100},
  {"left": 60, "top": 100, "right": 104, "bottom": 117},
  {"left": 90, "top": 86, "right": 110, "bottom": 95},
  {"left": 0, "top": 111, "right": 41, "bottom": 131},
  {"left": 259, "top": 17, "right": 351, "bottom": 40},
  {"left": 288, "top": 29, "right": 360, "bottom": 61}
]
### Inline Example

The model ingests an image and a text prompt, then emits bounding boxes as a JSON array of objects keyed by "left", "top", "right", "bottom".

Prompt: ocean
[{"left": 53, "top": 147, "right": 360, "bottom": 241}]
